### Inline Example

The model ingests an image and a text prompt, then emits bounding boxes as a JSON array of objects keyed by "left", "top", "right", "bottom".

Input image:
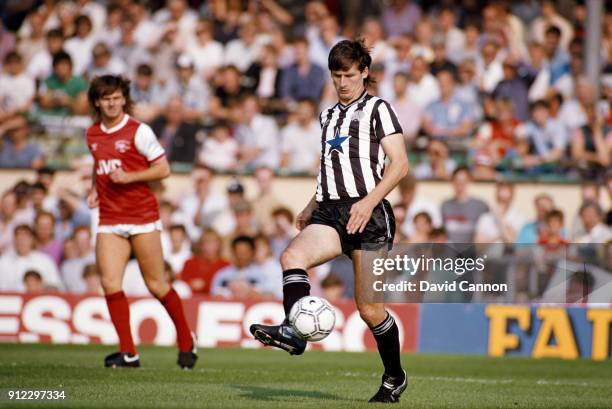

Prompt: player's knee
[
  {"left": 357, "top": 303, "right": 384, "bottom": 327},
  {"left": 145, "top": 277, "right": 170, "bottom": 298},
  {"left": 100, "top": 275, "right": 122, "bottom": 294},
  {"left": 280, "top": 247, "right": 306, "bottom": 270}
]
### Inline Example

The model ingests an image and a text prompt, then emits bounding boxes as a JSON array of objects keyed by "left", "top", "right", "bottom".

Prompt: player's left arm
[{"left": 347, "top": 133, "right": 409, "bottom": 234}]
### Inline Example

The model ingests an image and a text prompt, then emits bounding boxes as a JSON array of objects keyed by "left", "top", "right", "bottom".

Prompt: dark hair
[
  {"left": 75, "top": 14, "right": 93, "bottom": 30},
  {"left": 35, "top": 210, "right": 54, "bottom": 224},
  {"left": 136, "top": 63, "right": 153, "bottom": 76},
  {"left": 169, "top": 224, "right": 187, "bottom": 234},
  {"left": 231, "top": 235, "right": 256, "bottom": 251},
  {"left": 545, "top": 208, "right": 564, "bottom": 223},
  {"left": 321, "top": 273, "right": 343, "bottom": 288},
  {"left": 451, "top": 165, "right": 471, "bottom": 179},
  {"left": 328, "top": 39, "right": 373, "bottom": 87},
  {"left": 37, "top": 166, "right": 56, "bottom": 177},
  {"left": 46, "top": 28, "right": 63, "bottom": 39},
  {"left": 569, "top": 270, "right": 594, "bottom": 293},
  {"left": 14, "top": 224, "right": 34, "bottom": 236},
  {"left": 52, "top": 51, "right": 72, "bottom": 68},
  {"left": 413, "top": 211, "right": 432, "bottom": 225},
  {"left": 271, "top": 206, "right": 294, "bottom": 223},
  {"left": 530, "top": 99, "right": 549, "bottom": 111},
  {"left": 545, "top": 25, "right": 562, "bottom": 38},
  {"left": 4, "top": 51, "right": 22, "bottom": 65},
  {"left": 23, "top": 270, "right": 42, "bottom": 282},
  {"left": 87, "top": 75, "right": 134, "bottom": 121}
]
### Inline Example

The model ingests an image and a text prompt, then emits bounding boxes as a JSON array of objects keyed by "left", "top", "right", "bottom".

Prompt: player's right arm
[{"left": 296, "top": 195, "right": 317, "bottom": 231}]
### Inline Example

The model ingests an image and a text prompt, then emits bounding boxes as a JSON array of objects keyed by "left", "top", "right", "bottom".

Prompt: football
[{"left": 288, "top": 296, "right": 336, "bottom": 341}]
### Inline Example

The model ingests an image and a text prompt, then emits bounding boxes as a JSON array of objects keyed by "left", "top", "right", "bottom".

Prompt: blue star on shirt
[{"left": 326, "top": 131, "right": 349, "bottom": 154}]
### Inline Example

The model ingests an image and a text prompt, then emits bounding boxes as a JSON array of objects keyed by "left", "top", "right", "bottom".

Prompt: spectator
[
  {"left": 164, "top": 224, "right": 192, "bottom": 275},
  {"left": 27, "top": 28, "right": 64, "bottom": 81},
  {"left": 518, "top": 100, "right": 568, "bottom": 172},
  {"left": 521, "top": 42, "right": 552, "bottom": 103},
  {"left": 187, "top": 19, "right": 224, "bottom": 80},
  {"left": 269, "top": 207, "right": 297, "bottom": 259},
  {"left": 455, "top": 58, "right": 482, "bottom": 121},
  {"left": 128, "top": 1, "right": 160, "bottom": 49},
  {"left": 407, "top": 212, "right": 433, "bottom": 244},
  {"left": 309, "top": 15, "right": 343, "bottom": 69},
  {"left": 542, "top": 25, "right": 571, "bottom": 87},
  {"left": 179, "top": 165, "right": 228, "bottom": 241},
  {"left": 577, "top": 201, "right": 612, "bottom": 243},
  {"left": 438, "top": 7, "right": 465, "bottom": 64},
  {"left": 211, "top": 235, "right": 263, "bottom": 298},
  {"left": 477, "top": 40, "right": 503, "bottom": 93},
  {"left": 114, "top": 19, "right": 153, "bottom": 77},
  {"left": 413, "top": 139, "right": 456, "bottom": 180},
  {"left": 441, "top": 167, "right": 489, "bottom": 243},
  {"left": 320, "top": 273, "right": 345, "bottom": 303},
  {"left": 407, "top": 56, "right": 439, "bottom": 108},
  {"left": 86, "top": 42, "right": 126, "bottom": 79},
  {"left": 23, "top": 270, "right": 45, "bottom": 293},
  {"left": 0, "top": 225, "right": 62, "bottom": 292},
  {"left": 493, "top": 58, "right": 529, "bottom": 121},
  {"left": 208, "top": 65, "right": 249, "bottom": 120},
  {"left": 252, "top": 167, "right": 282, "bottom": 232},
  {"left": 64, "top": 14, "right": 97, "bottom": 76},
  {"left": 161, "top": 54, "right": 210, "bottom": 122},
  {"left": 244, "top": 44, "right": 283, "bottom": 108},
  {"left": 131, "top": 64, "right": 163, "bottom": 122},
  {"left": 95, "top": 3, "right": 123, "bottom": 48},
  {"left": 389, "top": 72, "right": 421, "bottom": 143},
  {"left": 199, "top": 120, "right": 239, "bottom": 172},
  {"left": 423, "top": 70, "right": 474, "bottom": 140},
  {"left": 538, "top": 209, "right": 568, "bottom": 251},
  {"left": 54, "top": 189, "right": 91, "bottom": 242},
  {"left": 516, "top": 193, "right": 555, "bottom": 244},
  {"left": 412, "top": 18, "right": 434, "bottom": 62},
  {"left": 558, "top": 78, "right": 595, "bottom": 133},
  {"left": 571, "top": 103, "right": 611, "bottom": 180},
  {"left": 455, "top": 20, "right": 481, "bottom": 63},
  {"left": 224, "top": 21, "right": 265, "bottom": 72},
  {"left": 475, "top": 182, "right": 524, "bottom": 244},
  {"left": 180, "top": 228, "right": 229, "bottom": 294},
  {"left": 227, "top": 200, "right": 258, "bottom": 242},
  {"left": 153, "top": 0, "right": 198, "bottom": 49},
  {"left": 0, "top": 191, "right": 20, "bottom": 253},
  {"left": 0, "top": 52, "right": 36, "bottom": 123},
  {"left": 381, "top": 0, "right": 421, "bottom": 37},
  {"left": 280, "top": 37, "right": 326, "bottom": 104},
  {"left": 384, "top": 34, "right": 413, "bottom": 80},
  {"left": 82, "top": 263, "right": 102, "bottom": 295},
  {"left": 38, "top": 51, "right": 89, "bottom": 116},
  {"left": 151, "top": 96, "right": 198, "bottom": 163},
  {"left": 0, "top": 117, "right": 44, "bottom": 169},
  {"left": 253, "top": 235, "right": 283, "bottom": 298},
  {"left": 280, "top": 98, "right": 321, "bottom": 174},
  {"left": 60, "top": 226, "right": 94, "bottom": 293},
  {"left": 530, "top": 1, "right": 574, "bottom": 51},
  {"left": 429, "top": 37, "right": 457, "bottom": 78},
  {"left": 234, "top": 94, "right": 280, "bottom": 170},
  {"left": 34, "top": 211, "right": 62, "bottom": 266},
  {"left": 360, "top": 18, "right": 393, "bottom": 63},
  {"left": 398, "top": 174, "right": 441, "bottom": 238}
]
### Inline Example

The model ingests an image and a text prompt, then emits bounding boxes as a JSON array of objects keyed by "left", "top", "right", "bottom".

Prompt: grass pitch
[{"left": 1, "top": 343, "right": 611, "bottom": 408}]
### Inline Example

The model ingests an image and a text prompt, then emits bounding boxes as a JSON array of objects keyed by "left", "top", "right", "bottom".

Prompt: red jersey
[
  {"left": 180, "top": 257, "right": 230, "bottom": 294},
  {"left": 86, "top": 114, "right": 165, "bottom": 225}
]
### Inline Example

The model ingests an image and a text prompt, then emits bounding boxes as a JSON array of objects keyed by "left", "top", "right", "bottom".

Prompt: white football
[{"left": 288, "top": 296, "right": 336, "bottom": 342}]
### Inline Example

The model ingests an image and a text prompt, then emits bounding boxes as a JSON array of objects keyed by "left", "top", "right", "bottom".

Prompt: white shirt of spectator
[
  {"left": 224, "top": 36, "right": 268, "bottom": 72},
  {"left": 163, "top": 243, "right": 192, "bottom": 276},
  {"left": 0, "top": 250, "right": 63, "bottom": 292},
  {"left": 407, "top": 73, "right": 440, "bottom": 108},
  {"left": 186, "top": 39, "right": 224, "bottom": 77},
  {"left": 179, "top": 191, "right": 228, "bottom": 242},
  {"left": 60, "top": 253, "right": 95, "bottom": 294},
  {"left": 64, "top": 34, "right": 98, "bottom": 76},
  {"left": 475, "top": 208, "right": 526, "bottom": 243},
  {"left": 0, "top": 72, "right": 35, "bottom": 112},
  {"left": 200, "top": 138, "right": 239, "bottom": 172},
  {"left": 577, "top": 224, "right": 612, "bottom": 244},
  {"left": 235, "top": 114, "right": 280, "bottom": 169},
  {"left": 133, "top": 19, "right": 161, "bottom": 49},
  {"left": 280, "top": 119, "right": 320, "bottom": 174},
  {"left": 558, "top": 99, "right": 588, "bottom": 131},
  {"left": 477, "top": 59, "right": 504, "bottom": 93},
  {"left": 211, "top": 263, "right": 264, "bottom": 297},
  {"left": 400, "top": 193, "right": 442, "bottom": 238},
  {"left": 27, "top": 49, "right": 53, "bottom": 81}
]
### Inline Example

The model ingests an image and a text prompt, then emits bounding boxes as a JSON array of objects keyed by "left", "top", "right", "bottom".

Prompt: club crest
[{"left": 114, "top": 140, "right": 131, "bottom": 153}]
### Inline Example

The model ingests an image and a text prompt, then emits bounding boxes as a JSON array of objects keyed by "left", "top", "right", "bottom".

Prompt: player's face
[
  {"left": 96, "top": 90, "right": 126, "bottom": 121},
  {"left": 331, "top": 64, "right": 368, "bottom": 105}
]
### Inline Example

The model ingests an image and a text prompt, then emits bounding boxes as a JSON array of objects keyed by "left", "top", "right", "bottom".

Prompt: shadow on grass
[{"left": 231, "top": 384, "right": 348, "bottom": 402}]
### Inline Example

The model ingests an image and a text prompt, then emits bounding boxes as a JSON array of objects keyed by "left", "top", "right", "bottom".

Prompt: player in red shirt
[{"left": 86, "top": 75, "right": 197, "bottom": 369}]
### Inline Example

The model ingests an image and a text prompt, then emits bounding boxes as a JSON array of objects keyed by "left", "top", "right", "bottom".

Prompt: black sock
[
  {"left": 371, "top": 312, "right": 403, "bottom": 378},
  {"left": 282, "top": 268, "right": 310, "bottom": 316}
]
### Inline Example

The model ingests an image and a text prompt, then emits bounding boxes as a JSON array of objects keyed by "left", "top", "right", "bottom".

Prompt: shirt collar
[{"left": 100, "top": 114, "right": 129, "bottom": 134}]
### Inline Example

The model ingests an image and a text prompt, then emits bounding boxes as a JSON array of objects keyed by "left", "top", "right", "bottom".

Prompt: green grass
[{"left": 1, "top": 344, "right": 611, "bottom": 408}]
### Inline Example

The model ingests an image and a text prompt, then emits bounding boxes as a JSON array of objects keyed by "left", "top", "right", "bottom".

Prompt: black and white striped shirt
[{"left": 316, "top": 91, "right": 403, "bottom": 202}]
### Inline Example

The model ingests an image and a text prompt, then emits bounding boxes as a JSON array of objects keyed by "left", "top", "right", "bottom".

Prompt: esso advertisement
[{"left": 0, "top": 294, "right": 420, "bottom": 353}]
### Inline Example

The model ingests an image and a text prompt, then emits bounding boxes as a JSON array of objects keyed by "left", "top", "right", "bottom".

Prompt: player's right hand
[
  {"left": 295, "top": 209, "right": 311, "bottom": 231},
  {"left": 87, "top": 189, "right": 99, "bottom": 208}
]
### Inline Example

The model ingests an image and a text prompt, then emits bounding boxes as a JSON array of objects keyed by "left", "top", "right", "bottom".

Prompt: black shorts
[{"left": 307, "top": 198, "right": 395, "bottom": 257}]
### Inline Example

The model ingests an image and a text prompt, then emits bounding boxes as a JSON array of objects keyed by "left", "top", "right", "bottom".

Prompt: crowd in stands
[{"left": 0, "top": 0, "right": 611, "bottom": 302}]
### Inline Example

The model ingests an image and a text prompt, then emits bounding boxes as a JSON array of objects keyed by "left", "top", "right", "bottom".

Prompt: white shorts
[{"left": 97, "top": 220, "right": 162, "bottom": 238}]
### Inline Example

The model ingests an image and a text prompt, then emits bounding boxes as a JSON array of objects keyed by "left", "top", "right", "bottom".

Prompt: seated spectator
[
  {"left": 95, "top": 3, "right": 123, "bottom": 48},
  {"left": 537, "top": 209, "right": 568, "bottom": 251},
  {"left": 407, "top": 56, "right": 439, "bottom": 108},
  {"left": 571, "top": 103, "right": 611, "bottom": 180},
  {"left": 398, "top": 174, "right": 442, "bottom": 238},
  {"left": 234, "top": 94, "right": 280, "bottom": 170},
  {"left": 455, "top": 59, "right": 482, "bottom": 121},
  {"left": 438, "top": 7, "right": 465, "bottom": 64},
  {"left": 476, "top": 40, "right": 503, "bottom": 93},
  {"left": 34, "top": 211, "right": 62, "bottom": 266},
  {"left": 472, "top": 99, "right": 524, "bottom": 179},
  {"left": 60, "top": 226, "right": 94, "bottom": 293},
  {"left": 268, "top": 207, "right": 297, "bottom": 258},
  {"left": 64, "top": 14, "right": 97, "bottom": 76},
  {"left": 161, "top": 54, "right": 210, "bottom": 122},
  {"left": 384, "top": 34, "right": 413, "bottom": 80},
  {"left": 151, "top": 96, "right": 198, "bottom": 163},
  {"left": 413, "top": 139, "right": 456, "bottom": 180},
  {"left": 211, "top": 236, "right": 263, "bottom": 298},
  {"left": 407, "top": 212, "right": 433, "bottom": 244},
  {"left": 0, "top": 117, "right": 44, "bottom": 169},
  {"left": 280, "top": 37, "right": 326, "bottom": 105},
  {"left": 38, "top": 51, "right": 89, "bottom": 116},
  {"left": 82, "top": 263, "right": 103, "bottom": 295},
  {"left": 558, "top": 78, "right": 594, "bottom": 132},
  {"left": 423, "top": 70, "right": 474, "bottom": 140},
  {"left": 520, "top": 42, "right": 551, "bottom": 103},
  {"left": 224, "top": 21, "right": 265, "bottom": 72},
  {"left": 577, "top": 201, "right": 612, "bottom": 243},
  {"left": 164, "top": 224, "right": 192, "bottom": 275},
  {"left": 517, "top": 100, "right": 568, "bottom": 172},
  {"left": 455, "top": 21, "right": 481, "bottom": 63},
  {"left": 475, "top": 182, "right": 525, "bottom": 244},
  {"left": 493, "top": 58, "right": 529, "bottom": 121},
  {"left": 541, "top": 25, "right": 571, "bottom": 88},
  {"left": 54, "top": 189, "right": 91, "bottom": 242},
  {"left": 199, "top": 120, "right": 239, "bottom": 172},
  {"left": 180, "top": 228, "right": 230, "bottom": 294},
  {"left": 23, "top": 270, "right": 45, "bottom": 293},
  {"left": 412, "top": 18, "right": 434, "bottom": 62},
  {"left": 516, "top": 193, "right": 556, "bottom": 244},
  {"left": 0, "top": 51, "right": 35, "bottom": 123},
  {"left": 131, "top": 64, "right": 163, "bottom": 122},
  {"left": 280, "top": 98, "right": 320, "bottom": 174},
  {"left": 390, "top": 72, "right": 422, "bottom": 143},
  {"left": 114, "top": 19, "right": 154, "bottom": 77},
  {"left": 27, "top": 28, "right": 65, "bottom": 81},
  {"left": 254, "top": 235, "right": 282, "bottom": 298},
  {"left": 320, "top": 273, "right": 345, "bottom": 303},
  {"left": 245, "top": 44, "right": 283, "bottom": 109},
  {"left": 186, "top": 19, "right": 224, "bottom": 80},
  {"left": 208, "top": 65, "right": 249, "bottom": 121},
  {"left": 0, "top": 225, "right": 62, "bottom": 292},
  {"left": 430, "top": 37, "right": 457, "bottom": 78},
  {"left": 569, "top": 181, "right": 602, "bottom": 241},
  {"left": 85, "top": 41, "right": 126, "bottom": 79},
  {"left": 441, "top": 167, "right": 489, "bottom": 243}
]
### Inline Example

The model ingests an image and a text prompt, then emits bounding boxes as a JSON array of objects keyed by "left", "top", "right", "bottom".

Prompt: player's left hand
[
  {"left": 347, "top": 198, "right": 375, "bottom": 235},
  {"left": 109, "top": 167, "right": 133, "bottom": 184}
]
